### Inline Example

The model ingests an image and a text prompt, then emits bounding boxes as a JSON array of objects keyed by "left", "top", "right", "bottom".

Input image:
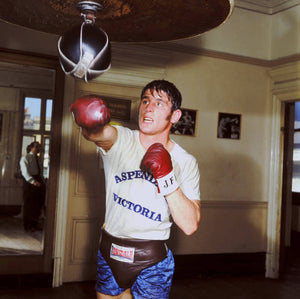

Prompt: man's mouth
[{"left": 143, "top": 117, "right": 153, "bottom": 123}]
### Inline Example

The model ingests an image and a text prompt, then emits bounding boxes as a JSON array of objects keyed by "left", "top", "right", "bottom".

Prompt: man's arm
[
  {"left": 81, "top": 125, "right": 118, "bottom": 152},
  {"left": 20, "top": 157, "right": 34, "bottom": 183},
  {"left": 165, "top": 189, "right": 200, "bottom": 235},
  {"left": 140, "top": 143, "right": 201, "bottom": 235},
  {"left": 20, "top": 156, "right": 41, "bottom": 186},
  {"left": 70, "top": 95, "right": 118, "bottom": 151}
]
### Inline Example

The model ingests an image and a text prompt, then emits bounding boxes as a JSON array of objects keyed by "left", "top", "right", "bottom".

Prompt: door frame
[
  {"left": 0, "top": 48, "right": 64, "bottom": 276},
  {"left": 267, "top": 62, "right": 300, "bottom": 278},
  {"left": 279, "top": 102, "right": 295, "bottom": 276}
]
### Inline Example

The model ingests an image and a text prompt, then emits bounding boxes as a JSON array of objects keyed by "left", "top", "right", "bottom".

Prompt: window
[{"left": 22, "top": 95, "right": 53, "bottom": 179}]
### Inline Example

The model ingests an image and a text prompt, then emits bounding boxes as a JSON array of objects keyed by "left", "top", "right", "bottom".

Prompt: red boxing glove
[
  {"left": 141, "top": 143, "right": 179, "bottom": 195},
  {"left": 70, "top": 95, "right": 110, "bottom": 129}
]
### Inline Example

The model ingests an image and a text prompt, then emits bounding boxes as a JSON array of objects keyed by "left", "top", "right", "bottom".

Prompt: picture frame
[
  {"left": 217, "top": 112, "right": 241, "bottom": 140},
  {"left": 171, "top": 108, "right": 197, "bottom": 136},
  {"left": 103, "top": 97, "right": 132, "bottom": 121}
]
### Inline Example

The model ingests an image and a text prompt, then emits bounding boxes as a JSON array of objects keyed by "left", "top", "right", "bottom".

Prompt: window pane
[
  {"left": 45, "top": 99, "right": 53, "bottom": 131},
  {"left": 293, "top": 132, "right": 300, "bottom": 192},
  {"left": 21, "top": 136, "right": 35, "bottom": 157},
  {"left": 43, "top": 137, "right": 50, "bottom": 178},
  {"left": 295, "top": 102, "right": 300, "bottom": 129},
  {"left": 23, "top": 97, "right": 41, "bottom": 130},
  {"left": 21, "top": 135, "right": 42, "bottom": 156}
]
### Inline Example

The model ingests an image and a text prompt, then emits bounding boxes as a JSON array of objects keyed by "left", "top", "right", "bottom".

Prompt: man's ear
[{"left": 170, "top": 109, "right": 182, "bottom": 124}]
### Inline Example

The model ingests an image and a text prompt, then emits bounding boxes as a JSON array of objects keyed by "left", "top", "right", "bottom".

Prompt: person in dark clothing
[{"left": 19, "top": 142, "right": 46, "bottom": 232}]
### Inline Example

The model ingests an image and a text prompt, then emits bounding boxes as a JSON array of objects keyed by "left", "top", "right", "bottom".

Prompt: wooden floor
[
  {"left": 0, "top": 215, "right": 44, "bottom": 255},
  {"left": 1, "top": 243, "right": 300, "bottom": 299},
  {"left": 0, "top": 273, "right": 299, "bottom": 299},
  {"left": 0, "top": 216, "right": 299, "bottom": 298}
]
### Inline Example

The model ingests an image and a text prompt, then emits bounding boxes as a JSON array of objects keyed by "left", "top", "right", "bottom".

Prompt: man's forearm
[{"left": 165, "top": 188, "right": 201, "bottom": 235}]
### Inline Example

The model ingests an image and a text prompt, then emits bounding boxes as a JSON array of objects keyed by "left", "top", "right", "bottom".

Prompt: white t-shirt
[
  {"left": 20, "top": 152, "right": 40, "bottom": 184},
  {"left": 98, "top": 126, "right": 200, "bottom": 240}
]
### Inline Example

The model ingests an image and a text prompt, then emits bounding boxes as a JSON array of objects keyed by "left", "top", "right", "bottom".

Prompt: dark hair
[
  {"left": 27, "top": 141, "right": 39, "bottom": 153},
  {"left": 141, "top": 80, "right": 182, "bottom": 112}
]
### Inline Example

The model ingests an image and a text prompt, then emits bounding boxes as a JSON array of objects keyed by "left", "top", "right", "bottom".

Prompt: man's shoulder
[
  {"left": 172, "top": 142, "right": 198, "bottom": 164},
  {"left": 172, "top": 142, "right": 192, "bottom": 156},
  {"left": 114, "top": 125, "right": 138, "bottom": 140},
  {"left": 24, "top": 152, "right": 33, "bottom": 159}
]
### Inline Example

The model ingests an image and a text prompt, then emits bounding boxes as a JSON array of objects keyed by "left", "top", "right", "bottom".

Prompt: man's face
[
  {"left": 32, "top": 143, "right": 40, "bottom": 154},
  {"left": 139, "top": 89, "right": 173, "bottom": 136}
]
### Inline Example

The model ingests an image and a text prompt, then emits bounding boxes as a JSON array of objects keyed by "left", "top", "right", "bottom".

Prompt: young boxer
[{"left": 70, "top": 80, "right": 201, "bottom": 299}]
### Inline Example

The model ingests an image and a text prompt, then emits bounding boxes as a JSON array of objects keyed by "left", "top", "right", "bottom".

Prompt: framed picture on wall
[
  {"left": 103, "top": 97, "right": 131, "bottom": 121},
  {"left": 171, "top": 108, "right": 197, "bottom": 136},
  {"left": 217, "top": 112, "right": 241, "bottom": 140}
]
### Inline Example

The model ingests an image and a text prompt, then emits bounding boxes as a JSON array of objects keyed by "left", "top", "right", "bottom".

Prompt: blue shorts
[{"left": 95, "top": 248, "right": 175, "bottom": 298}]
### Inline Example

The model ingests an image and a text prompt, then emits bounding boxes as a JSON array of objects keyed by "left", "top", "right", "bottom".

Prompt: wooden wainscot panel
[
  {"left": 69, "top": 217, "right": 101, "bottom": 265},
  {"left": 70, "top": 127, "right": 105, "bottom": 199},
  {"left": 168, "top": 201, "right": 268, "bottom": 255}
]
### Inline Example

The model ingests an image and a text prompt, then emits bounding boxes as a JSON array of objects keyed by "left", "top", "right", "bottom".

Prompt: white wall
[
  {"left": 0, "top": 20, "right": 58, "bottom": 56},
  {"left": 166, "top": 53, "right": 271, "bottom": 202},
  {"left": 271, "top": 5, "right": 300, "bottom": 59},
  {"left": 172, "top": 7, "right": 272, "bottom": 60}
]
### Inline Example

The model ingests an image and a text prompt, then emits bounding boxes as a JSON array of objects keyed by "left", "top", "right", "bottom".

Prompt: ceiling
[
  {"left": 236, "top": 0, "right": 300, "bottom": 14},
  {"left": 0, "top": 0, "right": 235, "bottom": 43},
  {"left": 0, "top": 1, "right": 298, "bottom": 44}
]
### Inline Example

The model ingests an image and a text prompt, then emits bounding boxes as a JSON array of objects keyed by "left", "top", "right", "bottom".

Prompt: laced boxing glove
[
  {"left": 70, "top": 95, "right": 111, "bottom": 129},
  {"left": 140, "top": 143, "right": 179, "bottom": 195}
]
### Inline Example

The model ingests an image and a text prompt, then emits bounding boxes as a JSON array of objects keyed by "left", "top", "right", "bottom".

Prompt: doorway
[
  {"left": 280, "top": 101, "right": 300, "bottom": 277},
  {"left": 0, "top": 49, "right": 64, "bottom": 285}
]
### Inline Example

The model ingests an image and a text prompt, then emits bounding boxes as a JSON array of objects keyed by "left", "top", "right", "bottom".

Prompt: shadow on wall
[
  {"left": 200, "top": 152, "right": 264, "bottom": 202},
  {"left": 67, "top": 129, "right": 106, "bottom": 271},
  {"left": 168, "top": 152, "right": 267, "bottom": 255}
]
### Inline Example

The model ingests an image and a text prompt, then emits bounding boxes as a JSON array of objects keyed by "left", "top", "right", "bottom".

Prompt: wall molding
[
  {"left": 86, "top": 42, "right": 294, "bottom": 88},
  {"left": 69, "top": 217, "right": 100, "bottom": 265},
  {"left": 93, "top": 44, "right": 169, "bottom": 87},
  {"left": 200, "top": 200, "right": 267, "bottom": 209},
  {"left": 125, "top": 43, "right": 300, "bottom": 68},
  {"left": 235, "top": 0, "right": 300, "bottom": 15}
]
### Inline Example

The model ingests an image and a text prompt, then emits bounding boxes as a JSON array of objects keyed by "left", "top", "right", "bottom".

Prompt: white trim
[
  {"left": 52, "top": 76, "right": 75, "bottom": 287},
  {"left": 266, "top": 62, "right": 300, "bottom": 278},
  {"left": 266, "top": 95, "right": 282, "bottom": 278},
  {"left": 236, "top": 0, "right": 300, "bottom": 14},
  {"left": 200, "top": 200, "right": 267, "bottom": 209}
]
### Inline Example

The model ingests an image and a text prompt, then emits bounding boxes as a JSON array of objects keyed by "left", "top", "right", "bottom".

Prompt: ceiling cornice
[{"left": 235, "top": 0, "right": 300, "bottom": 14}]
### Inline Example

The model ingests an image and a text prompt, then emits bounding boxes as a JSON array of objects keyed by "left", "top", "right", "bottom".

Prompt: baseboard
[
  {"left": 0, "top": 205, "right": 21, "bottom": 216},
  {"left": 0, "top": 253, "right": 266, "bottom": 288},
  {"left": 0, "top": 273, "right": 52, "bottom": 289},
  {"left": 173, "top": 252, "right": 266, "bottom": 279}
]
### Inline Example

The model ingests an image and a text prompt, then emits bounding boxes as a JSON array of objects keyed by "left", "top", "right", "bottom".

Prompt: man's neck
[{"left": 139, "top": 131, "right": 174, "bottom": 152}]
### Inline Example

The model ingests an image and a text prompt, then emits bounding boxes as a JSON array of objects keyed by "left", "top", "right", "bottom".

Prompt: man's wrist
[
  {"left": 28, "top": 178, "right": 35, "bottom": 184},
  {"left": 156, "top": 170, "right": 179, "bottom": 195}
]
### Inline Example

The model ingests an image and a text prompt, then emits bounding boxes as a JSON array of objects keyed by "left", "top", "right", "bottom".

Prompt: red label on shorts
[{"left": 110, "top": 243, "right": 135, "bottom": 263}]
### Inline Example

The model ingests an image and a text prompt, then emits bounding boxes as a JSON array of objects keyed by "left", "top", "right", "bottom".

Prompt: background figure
[{"left": 19, "top": 142, "right": 46, "bottom": 232}]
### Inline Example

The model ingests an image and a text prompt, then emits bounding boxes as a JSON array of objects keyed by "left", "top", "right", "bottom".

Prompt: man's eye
[
  {"left": 157, "top": 102, "right": 162, "bottom": 107},
  {"left": 143, "top": 100, "right": 149, "bottom": 105}
]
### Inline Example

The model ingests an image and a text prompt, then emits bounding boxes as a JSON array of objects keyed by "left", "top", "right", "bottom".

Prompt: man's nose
[{"left": 145, "top": 101, "right": 154, "bottom": 111}]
